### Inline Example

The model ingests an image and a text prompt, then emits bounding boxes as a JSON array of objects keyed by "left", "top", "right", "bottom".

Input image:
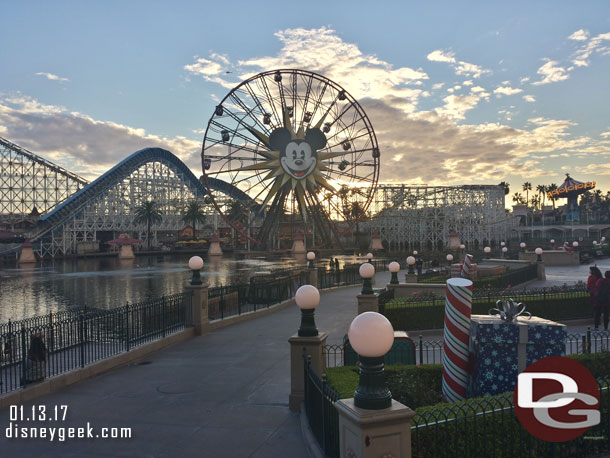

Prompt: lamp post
[
  {"left": 460, "top": 244, "right": 466, "bottom": 260},
  {"left": 500, "top": 241, "right": 505, "bottom": 247},
  {"left": 295, "top": 285, "right": 320, "bottom": 337},
  {"left": 573, "top": 241, "right": 579, "bottom": 252},
  {"left": 550, "top": 239, "right": 555, "bottom": 249},
  {"left": 188, "top": 256, "right": 204, "bottom": 285},
  {"left": 306, "top": 251, "right": 315, "bottom": 268},
  {"left": 348, "top": 312, "right": 394, "bottom": 409},
  {"left": 446, "top": 254, "right": 453, "bottom": 268},
  {"left": 535, "top": 247, "right": 543, "bottom": 262},
  {"left": 359, "top": 262, "right": 375, "bottom": 295},
  {"left": 502, "top": 246, "right": 508, "bottom": 258},
  {"left": 520, "top": 242, "right": 526, "bottom": 253},
  {"left": 366, "top": 252, "right": 373, "bottom": 264},
  {"left": 484, "top": 246, "right": 491, "bottom": 259},
  {"left": 412, "top": 250, "right": 418, "bottom": 256},
  {"left": 406, "top": 256, "right": 416, "bottom": 275},
  {"left": 389, "top": 261, "right": 400, "bottom": 285}
]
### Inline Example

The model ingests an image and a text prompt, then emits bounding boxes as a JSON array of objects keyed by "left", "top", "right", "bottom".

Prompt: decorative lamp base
[
  {"left": 354, "top": 356, "right": 392, "bottom": 410},
  {"left": 361, "top": 278, "right": 374, "bottom": 295},
  {"left": 298, "top": 309, "right": 319, "bottom": 337},
  {"left": 190, "top": 270, "right": 203, "bottom": 286},
  {"left": 390, "top": 272, "right": 399, "bottom": 285}
]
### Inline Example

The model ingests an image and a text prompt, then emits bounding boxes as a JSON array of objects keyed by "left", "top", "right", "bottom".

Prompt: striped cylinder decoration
[
  {"left": 460, "top": 254, "right": 473, "bottom": 278},
  {"left": 442, "top": 277, "right": 474, "bottom": 402}
]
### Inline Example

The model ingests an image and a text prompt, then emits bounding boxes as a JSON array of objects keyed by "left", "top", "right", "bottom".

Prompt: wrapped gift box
[
  {"left": 450, "top": 262, "right": 478, "bottom": 279},
  {"left": 467, "top": 315, "right": 566, "bottom": 397}
]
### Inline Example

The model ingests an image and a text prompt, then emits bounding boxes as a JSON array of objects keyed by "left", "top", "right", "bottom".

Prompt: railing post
[
  {"left": 581, "top": 334, "right": 587, "bottom": 354},
  {"left": 125, "top": 302, "right": 130, "bottom": 352},
  {"left": 78, "top": 311, "right": 85, "bottom": 368},
  {"left": 419, "top": 335, "right": 424, "bottom": 365},
  {"left": 162, "top": 297, "right": 166, "bottom": 338},
  {"left": 184, "top": 281, "right": 209, "bottom": 335},
  {"left": 48, "top": 312, "right": 55, "bottom": 353},
  {"left": 20, "top": 325, "right": 26, "bottom": 387},
  {"left": 587, "top": 327, "right": 592, "bottom": 353}
]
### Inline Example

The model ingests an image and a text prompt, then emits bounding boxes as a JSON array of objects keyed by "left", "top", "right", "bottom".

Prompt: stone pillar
[
  {"left": 537, "top": 262, "right": 546, "bottom": 280},
  {"left": 335, "top": 398, "right": 415, "bottom": 458},
  {"left": 289, "top": 332, "right": 327, "bottom": 411},
  {"left": 184, "top": 283, "right": 210, "bottom": 336},
  {"left": 307, "top": 268, "right": 318, "bottom": 289},
  {"left": 357, "top": 293, "right": 379, "bottom": 315},
  {"left": 18, "top": 243, "right": 36, "bottom": 264},
  {"left": 405, "top": 273, "right": 418, "bottom": 283}
]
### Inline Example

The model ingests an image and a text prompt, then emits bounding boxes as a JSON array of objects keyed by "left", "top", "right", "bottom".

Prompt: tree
[
  {"left": 530, "top": 195, "right": 540, "bottom": 210},
  {"left": 182, "top": 200, "right": 207, "bottom": 240},
  {"left": 227, "top": 199, "right": 249, "bottom": 245},
  {"left": 536, "top": 184, "right": 546, "bottom": 208},
  {"left": 134, "top": 200, "right": 163, "bottom": 251},
  {"left": 498, "top": 181, "right": 510, "bottom": 195},
  {"left": 522, "top": 182, "right": 532, "bottom": 207},
  {"left": 547, "top": 183, "right": 558, "bottom": 209},
  {"left": 512, "top": 192, "right": 525, "bottom": 205}
]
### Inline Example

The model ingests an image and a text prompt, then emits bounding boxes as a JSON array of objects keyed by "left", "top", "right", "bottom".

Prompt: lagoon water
[{"left": 0, "top": 252, "right": 364, "bottom": 322}]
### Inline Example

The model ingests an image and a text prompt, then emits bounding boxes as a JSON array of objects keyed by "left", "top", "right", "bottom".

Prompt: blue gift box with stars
[{"left": 467, "top": 315, "right": 567, "bottom": 397}]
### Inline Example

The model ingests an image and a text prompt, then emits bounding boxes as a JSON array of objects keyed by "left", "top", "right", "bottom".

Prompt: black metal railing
[
  {"left": 0, "top": 292, "right": 192, "bottom": 395},
  {"left": 317, "top": 264, "right": 360, "bottom": 290},
  {"left": 303, "top": 354, "right": 340, "bottom": 458},
  {"left": 324, "top": 330, "right": 610, "bottom": 368},
  {"left": 207, "top": 270, "right": 309, "bottom": 320},
  {"left": 411, "top": 377, "right": 610, "bottom": 458}
]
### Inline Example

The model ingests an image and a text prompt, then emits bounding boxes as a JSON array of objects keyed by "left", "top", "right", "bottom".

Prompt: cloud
[
  {"left": 0, "top": 95, "right": 200, "bottom": 180},
  {"left": 186, "top": 27, "right": 429, "bottom": 115},
  {"left": 569, "top": 29, "right": 590, "bottom": 41},
  {"left": 522, "top": 95, "right": 536, "bottom": 103},
  {"left": 531, "top": 60, "right": 570, "bottom": 85},
  {"left": 436, "top": 94, "right": 486, "bottom": 120},
  {"left": 570, "top": 31, "right": 610, "bottom": 67},
  {"left": 427, "top": 50, "right": 456, "bottom": 63},
  {"left": 427, "top": 49, "right": 490, "bottom": 78},
  {"left": 35, "top": 72, "right": 69, "bottom": 83},
  {"left": 494, "top": 85, "right": 523, "bottom": 96}
]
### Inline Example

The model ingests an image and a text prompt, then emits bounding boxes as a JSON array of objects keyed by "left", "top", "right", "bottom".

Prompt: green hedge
[
  {"left": 384, "top": 291, "right": 590, "bottom": 330},
  {"left": 327, "top": 353, "right": 610, "bottom": 458}
]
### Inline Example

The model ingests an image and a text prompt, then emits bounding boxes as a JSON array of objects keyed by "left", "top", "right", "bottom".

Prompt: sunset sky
[{"left": 1, "top": 1, "right": 609, "bottom": 201}]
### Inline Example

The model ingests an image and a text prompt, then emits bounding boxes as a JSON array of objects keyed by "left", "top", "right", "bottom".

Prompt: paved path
[
  {"left": 0, "top": 279, "right": 368, "bottom": 458},
  {"left": 0, "top": 266, "right": 601, "bottom": 457}
]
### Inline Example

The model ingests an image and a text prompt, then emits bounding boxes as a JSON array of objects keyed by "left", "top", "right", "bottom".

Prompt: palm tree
[
  {"left": 530, "top": 195, "right": 540, "bottom": 211},
  {"left": 512, "top": 192, "right": 525, "bottom": 205},
  {"left": 498, "top": 181, "right": 510, "bottom": 195},
  {"left": 134, "top": 200, "right": 163, "bottom": 251},
  {"left": 227, "top": 199, "right": 249, "bottom": 245},
  {"left": 183, "top": 200, "right": 206, "bottom": 240},
  {"left": 522, "top": 182, "right": 532, "bottom": 208},
  {"left": 548, "top": 183, "right": 558, "bottom": 209},
  {"left": 536, "top": 184, "right": 546, "bottom": 208}
]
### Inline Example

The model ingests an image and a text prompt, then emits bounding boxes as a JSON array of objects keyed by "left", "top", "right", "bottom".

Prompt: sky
[{"left": 1, "top": 0, "right": 610, "bottom": 203}]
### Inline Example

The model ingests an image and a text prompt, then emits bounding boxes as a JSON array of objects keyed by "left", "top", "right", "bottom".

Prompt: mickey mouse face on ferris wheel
[{"left": 269, "top": 127, "right": 327, "bottom": 181}]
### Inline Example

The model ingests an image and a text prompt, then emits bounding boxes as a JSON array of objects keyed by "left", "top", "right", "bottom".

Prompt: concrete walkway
[
  {"left": 0, "top": 266, "right": 600, "bottom": 457},
  {"left": 0, "top": 278, "right": 369, "bottom": 457}
]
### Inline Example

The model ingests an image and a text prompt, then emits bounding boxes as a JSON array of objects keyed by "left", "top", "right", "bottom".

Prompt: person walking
[
  {"left": 594, "top": 271, "right": 610, "bottom": 330},
  {"left": 588, "top": 266, "right": 603, "bottom": 327},
  {"left": 415, "top": 257, "right": 423, "bottom": 275}
]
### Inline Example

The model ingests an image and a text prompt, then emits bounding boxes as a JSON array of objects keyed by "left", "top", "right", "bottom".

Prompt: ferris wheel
[{"left": 201, "top": 69, "right": 380, "bottom": 248}]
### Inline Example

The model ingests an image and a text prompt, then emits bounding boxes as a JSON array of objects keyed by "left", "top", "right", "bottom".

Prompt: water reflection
[{"left": 0, "top": 253, "right": 368, "bottom": 322}]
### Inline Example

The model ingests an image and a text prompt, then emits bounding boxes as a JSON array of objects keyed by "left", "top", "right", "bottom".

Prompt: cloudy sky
[{"left": 1, "top": 1, "right": 609, "bottom": 201}]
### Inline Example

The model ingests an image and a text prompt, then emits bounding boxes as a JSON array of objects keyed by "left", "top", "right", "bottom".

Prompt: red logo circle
[{"left": 514, "top": 356, "right": 600, "bottom": 442}]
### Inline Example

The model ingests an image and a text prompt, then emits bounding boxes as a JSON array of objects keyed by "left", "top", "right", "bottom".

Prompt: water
[{"left": 0, "top": 252, "right": 364, "bottom": 323}]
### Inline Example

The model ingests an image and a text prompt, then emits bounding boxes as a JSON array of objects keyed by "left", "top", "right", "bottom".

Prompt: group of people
[{"left": 587, "top": 266, "right": 610, "bottom": 330}]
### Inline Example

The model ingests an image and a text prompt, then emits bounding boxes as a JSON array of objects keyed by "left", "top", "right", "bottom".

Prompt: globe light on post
[
  {"left": 550, "top": 239, "right": 555, "bottom": 245},
  {"left": 295, "top": 285, "right": 320, "bottom": 337},
  {"left": 573, "top": 241, "right": 579, "bottom": 249},
  {"left": 484, "top": 246, "right": 491, "bottom": 259},
  {"left": 406, "top": 256, "right": 416, "bottom": 275},
  {"left": 188, "top": 256, "right": 204, "bottom": 285},
  {"left": 593, "top": 240, "right": 598, "bottom": 246},
  {"left": 348, "top": 312, "right": 394, "bottom": 410},
  {"left": 500, "top": 241, "right": 505, "bottom": 247},
  {"left": 502, "top": 246, "right": 508, "bottom": 258},
  {"left": 520, "top": 242, "right": 526, "bottom": 252},
  {"left": 389, "top": 261, "right": 400, "bottom": 285},
  {"left": 366, "top": 252, "right": 373, "bottom": 264},
  {"left": 306, "top": 251, "right": 315, "bottom": 268},
  {"left": 446, "top": 253, "right": 453, "bottom": 267},
  {"left": 359, "top": 263, "right": 375, "bottom": 295},
  {"left": 535, "top": 247, "right": 543, "bottom": 262},
  {"left": 412, "top": 250, "right": 418, "bottom": 256}
]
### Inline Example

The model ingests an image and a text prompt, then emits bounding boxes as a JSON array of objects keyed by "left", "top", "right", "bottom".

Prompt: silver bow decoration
[{"left": 488, "top": 298, "right": 531, "bottom": 322}]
